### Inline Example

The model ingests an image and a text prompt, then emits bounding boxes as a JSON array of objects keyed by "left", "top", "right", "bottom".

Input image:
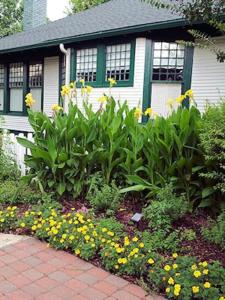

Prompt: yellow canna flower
[
  {"left": 192, "top": 286, "right": 199, "bottom": 294},
  {"left": 176, "top": 94, "right": 185, "bottom": 104},
  {"left": 61, "top": 85, "right": 70, "bottom": 97},
  {"left": 185, "top": 89, "right": 194, "bottom": 100},
  {"left": 134, "top": 107, "right": 142, "bottom": 119},
  {"left": 80, "top": 78, "right": 85, "bottom": 85},
  {"left": 144, "top": 107, "right": 153, "bottom": 116},
  {"left": 108, "top": 77, "right": 117, "bottom": 87},
  {"left": 86, "top": 85, "right": 93, "bottom": 94},
  {"left": 52, "top": 104, "right": 63, "bottom": 112},
  {"left": 25, "top": 93, "right": 35, "bottom": 108},
  {"left": 98, "top": 95, "right": 108, "bottom": 103}
]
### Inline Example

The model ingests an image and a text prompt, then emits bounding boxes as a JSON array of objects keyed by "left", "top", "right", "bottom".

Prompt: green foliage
[
  {"left": 199, "top": 101, "right": 225, "bottom": 209},
  {"left": 142, "top": 230, "right": 180, "bottom": 253},
  {"left": 0, "top": 151, "right": 20, "bottom": 182},
  {"left": 180, "top": 228, "right": 197, "bottom": 242},
  {"left": 148, "top": 255, "right": 225, "bottom": 300},
  {"left": 97, "top": 217, "right": 124, "bottom": 237},
  {"left": 68, "top": 0, "right": 108, "bottom": 13},
  {"left": 0, "top": 0, "right": 23, "bottom": 38},
  {"left": 143, "top": 185, "right": 189, "bottom": 231},
  {"left": 201, "top": 211, "right": 225, "bottom": 250},
  {"left": 86, "top": 174, "right": 122, "bottom": 215}
]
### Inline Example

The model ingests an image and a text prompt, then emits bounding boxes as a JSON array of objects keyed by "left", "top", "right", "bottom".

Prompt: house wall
[
  {"left": 151, "top": 83, "right": 182, "bottom": 117},
  {"left": 1, "top": 56, "right": 59, "bottom": 132},
  {"left": 74, "top": 38, "right": 146, "bottom": 111},
  {"left": 191, "top": 37, "right": 225, "bottom": 112}
]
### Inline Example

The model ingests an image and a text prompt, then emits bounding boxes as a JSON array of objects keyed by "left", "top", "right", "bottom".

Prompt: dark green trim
[
  {"left": 142, "top": 39, "right": 153, "bottom": 123},
  {"left": 59, "top": 54, "right": 64, "bottom": 105},
  {"left": 0, "top": 19, "right": 189, "bottom": 55},
  {"left": 72, "top": 39, "right": 136, "bottom": 88},
  {"left": 182, "top": 46, "right": 194, "bottom": 108}
]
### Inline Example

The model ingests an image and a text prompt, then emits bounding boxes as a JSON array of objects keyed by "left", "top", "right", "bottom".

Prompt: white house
[{"left": 0, "top": 0, "right": 224, "bottom": 133}]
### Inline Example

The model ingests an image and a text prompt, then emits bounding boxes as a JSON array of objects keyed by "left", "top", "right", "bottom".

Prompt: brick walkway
[{"left": 0, "top": 236, "right": 165, "bottom": 300}]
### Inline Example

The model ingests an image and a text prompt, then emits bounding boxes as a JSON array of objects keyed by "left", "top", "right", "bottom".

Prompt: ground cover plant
[{"left": 0, "top": 82, "right": 225, "bottom": 299}]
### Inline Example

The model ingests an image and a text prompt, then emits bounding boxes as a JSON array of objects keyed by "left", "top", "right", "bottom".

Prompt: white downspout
[{"left": 59, "top": 43, "right": 71, "bottom": 113}]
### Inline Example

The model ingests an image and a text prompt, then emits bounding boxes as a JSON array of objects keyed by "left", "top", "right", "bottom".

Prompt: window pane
[
  {"left": 30, "top": 87, "right": 42, "bottom": 112},
  {"left": 0, "top": 64, "right": 4, "bottom": 88},
  {"left": 29, "top": 62, "right": 43, "bottom": 88},
  {"left": 10, "top": 88, "right": 23, "bottom": 112},
  {"left": 0, "top": 89, "right": 4, "bottom": 111},
  {"left": 76, "top": 47, "right": 97, "bottom": 82},
  {"left": 106, "top": 43, "right": 131, "bottom": 81},
  {"left": 9, "top": 63, "right": 23, "bottom": 88},
  {"left": 152, "top": 42, "right": 185, "bottom": 81}
]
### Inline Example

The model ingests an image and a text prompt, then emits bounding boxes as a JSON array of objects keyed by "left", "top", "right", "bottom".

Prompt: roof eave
[{"left": 0, "top": 18, "right": 187, "bottom": 55}]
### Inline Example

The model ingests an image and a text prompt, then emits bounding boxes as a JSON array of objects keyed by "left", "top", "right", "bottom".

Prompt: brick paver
[{"left": 0, "top": 235, "right": 165, "bottom": 299}]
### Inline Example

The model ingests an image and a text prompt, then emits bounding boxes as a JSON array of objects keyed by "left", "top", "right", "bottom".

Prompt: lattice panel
[
  {"left": 106, "top": 43, "right": 131, "bottom": 81},
  {"left": 9, "top": 63, "right": 24, "bottom": 88},
  {"left": 29, "top": 62, "right": 43, "bottom": 88},
  {"left": 76, "top": 48, "right": 97, "bottom": 82},
  {"left": 153, "top": 42, "right": 185, "bottom": 81}
]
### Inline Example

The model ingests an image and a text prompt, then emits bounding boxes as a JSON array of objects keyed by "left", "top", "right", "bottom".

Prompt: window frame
[
  {"left": 0, "top": 59, "right": 44, "bottom": 116},
  {"left": 151, "top": 41, "right": 185, "bottom": 83},
  {"left": 0, "top": 64, "right": 5, "bottom": 112},
  {"left": 71, "top": 39, "right": 136, "bottom": 88}
]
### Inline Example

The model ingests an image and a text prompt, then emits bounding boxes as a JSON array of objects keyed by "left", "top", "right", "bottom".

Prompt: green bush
[
  {"left": 0, "top": 180, "right": 42, "bottom": 205},
  {"left": 87, "top": 174, "right": 122, "bottom": 215},
  {"left": 201, "top": 210, "right": 225, "bottom": 250},
  {"left": 143, "top": 185, "right": 189, "bottom": 231},
  {"left": 0, "top": 151, "right": 20, "bottom": 182},
  {"left": 199, "top": 101, "right": 225, "bottom": 209}
]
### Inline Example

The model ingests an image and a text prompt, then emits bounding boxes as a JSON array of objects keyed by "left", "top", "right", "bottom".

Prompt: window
[
  {"left": 152, "top": 42, "right": 185, "bottom": 81},
  {"left": 76, "top": 48, "right": 97, "bottom": 82},
  {"left": 9, "top": 62, "right": 24, "bottom": 112},
  {"left": 0, "top": 65, "right": 4, "bottom": 111},
  {"left": 29, "top": 61, "right": 43, "bottom": 112},
  {"left": 106, "top": 43, "right": 131, "bottom": 81}
]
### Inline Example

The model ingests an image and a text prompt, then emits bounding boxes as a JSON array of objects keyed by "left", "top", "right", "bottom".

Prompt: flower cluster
[
  {"left": 25, "top": 93, "right": 36, "bottom": 108},
  {"left": 0, "top": 206, "right": 18, "bottom": 231},
  {"left": 134, "top": 107, "right": 158, "bottom": 120},
  {"left": 167, "top": 89, "right": 194, "bottom": 107},
  {"left": 52, "top": 104, "right": 63, "bottom": 112}
]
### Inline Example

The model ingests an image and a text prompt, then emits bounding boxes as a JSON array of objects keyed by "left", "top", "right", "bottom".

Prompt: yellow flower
[
  {"left": 118, "top": 258, "right": 128, "bottom": 264},
  {"left": 185, "top": 89, "right": 194, "bottom": 100},
  {"left": 176, "top": 94, "right": 185, "bottom": 104},
  {"left": 219, "top": 297, "right": 225, "bottom": 300},
  {"left": 204, "top": 282, "right": 211, "bottom": 289},
  {"left": 132, "top": 237, "right": 138, "bottom": 242},
  {"left": 174, "top": 284, "right": 181, "bottom": 296},
  {"left": 192, "top": 286, "right": 199, "bottom": 294},
  {"left": 25, "top": 93, "right": 35, "bottom": 108},
  {"left": 191, "top": 264, "right": 197, "bottom": 270},
  {"left": 139, "top": 242, "right": 144, "bottom": 248},
  {"left": 20, "top": 223, "right": 26, "bottom": 228},
  {"left": 168, "top": 277, "right": 175, "bottom": 285},
  {"left": 98, "top": 95, "right": 108, "bottom": 103},
  {"left": 166, "top": 287, "right": 170, "bottom": 293},
  {"left": 115, "top": 265, "right": 119, "bottom": 269},
  {"left": 148, "top": 258, "right": 155, "bottom": 265},
  {"left": 164, "top": 265, "right": 171, "bottom": 272},
  {"left": 52, "top": 104, "right": 63, "bottom": 112},
  {"left": 144, "top": 107, "right": 153, "bottom": 117},
  {"left": 80, "top": 79, "right": 85, "bottom": 86},
  {"left": 31, "top": 225, "right": 37, "bottom": 231},
  {"left": 86, "top": 86, "right": 93, "bottom": 94},
  {"left": 202, "top": 261, "right": 208, "bottom": 267},
  {"left": 172, "top": 253, "right": 178, "bottom": 259},
  {"left": 193, "top": 270, "right": 201, "bottom": 278},
  {"left": 108, "top": 78, "right": 117, "bottom": 87},
  {"left": 134, "top": 107, "right": 142, "bottom": 119},
  {"left": 173, "top": 264, "right": 178, "bottom": 269},
  {"left": 75, "top": 249, "right": 80, "bottom": 255},
  {"left": 61, "top": 85, "right": 70, "bottom": 97},
  {"left": 203, "top": 269, "right": 209, "bottom": 275}
]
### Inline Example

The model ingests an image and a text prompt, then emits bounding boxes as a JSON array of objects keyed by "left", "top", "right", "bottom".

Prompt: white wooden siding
[
  {"left": 43, "top": 56, "right": 59, "bottom": 116},
  {"left": 191, "top": 37, "right": 225, "bottom": 112},
  {"left": 151, "top": 83, "right": 182, "bottom": 116},
  {"left": 0, "top": 115, "right": 32, "bottom": 132},
  {"left": 74, "top": 38, "right": 146, "bottom": 111}
]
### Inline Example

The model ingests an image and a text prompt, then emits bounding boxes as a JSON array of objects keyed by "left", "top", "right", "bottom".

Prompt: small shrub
[
  {"left": 180, "top": 229, "right": 197, "bottom": 242},
  {"left": 142, "top": 230, "right": 180, "bottom": 253},
  {"left": 201, "top": 210, "right": 225, "bottom": 250},
  {"left": 0, "top": 180, "right": 42, "bottom": 205},
  {"left": 0, "top": 152, "right": 20, "bottom": 182},
  {"left": 87, "top": 174, "right": 122, "bottom": 215},
  {"left": 0, "top": 206, "right": 18, "bottom": 232},
  {"left": 143, "top": 185, "right": 189, "bottom": 231}
]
